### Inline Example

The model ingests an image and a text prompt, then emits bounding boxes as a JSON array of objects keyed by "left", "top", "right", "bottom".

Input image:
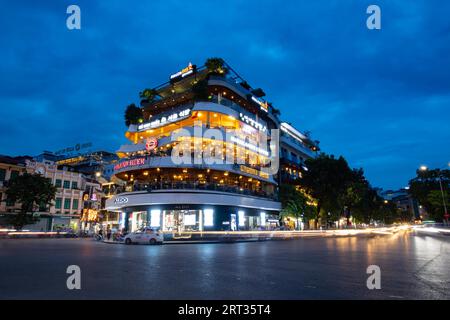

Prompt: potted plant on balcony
[
  {"left": 139, "top": 88, "right": 158, "bottom": 106},
  {"left": 124, "top": 103, "right": 143, "bottom": 127},
  {"left": 205, "top": 57, "right": 228, "bottom": 76}
]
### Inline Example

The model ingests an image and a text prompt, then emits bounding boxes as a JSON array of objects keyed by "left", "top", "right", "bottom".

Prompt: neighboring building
[
  {"left": 55, "top": 150, "right": 119, "bottom": 179},
  {"left": 279, "top": 122, "right": 319, "bottom": 183},
  {"left": 0, "top": 151, "right": 107, "bottom": 231},
  {"left": 0, "top": 155, "right": 34, "bottom": 227},
  {"left": 26, "top": 159, "right": 85, "bottom": 230},
  {"left": 380, "top": 188, "right": 421, "bottom": 220}
]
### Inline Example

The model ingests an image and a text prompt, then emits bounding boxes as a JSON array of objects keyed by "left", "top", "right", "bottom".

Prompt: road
[{"left": 0, "top": 230, "right": 449, "bottom": 299}]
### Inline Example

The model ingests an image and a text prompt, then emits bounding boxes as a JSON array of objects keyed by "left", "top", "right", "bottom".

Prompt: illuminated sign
[
  {"left": 238, "top": 211, "right": 245, "bottom": 227},
  {"left": 138, "top": 109, "right": 191, "bottom": 131},
  {"left": 251, "top": 96, "right": 269, "bottom": 113},
  {"left": 239, "top": 165, "right": 270, "bottom": 179},
  {"left": 145, "top": 137, "right": 158, "bottom": 151},
  {"left": 55, "top": 142, "right": 93, "bottom": 156},
  {"left": 114, "top": 197, "right": 129, "bottom": 205},
  {"left": 170, "top": 62, "right": 196, "bottom": 82},
  {"left": 260, "top": 212, "right": 266, "bottom": 226},
  {"left": 230, "top": 136, "right": 269, "bottom": 157},
  {"left": 204, "top": 209, "right": 214, "bottom": 227},
  {"left": 81, "top": 209, "right": 98, "bottom": 222},
  {"left": 56, "top": 156, "right": 85, "bottom": 165},
  {"left": 150, "top": 209, "right": 161, "bottom": 227},
  {"left": 113, "top": 157, "right": 145, "bottom": 171},
  {"left": 239, "top": 113, "right": 267, "bottom": 132}
]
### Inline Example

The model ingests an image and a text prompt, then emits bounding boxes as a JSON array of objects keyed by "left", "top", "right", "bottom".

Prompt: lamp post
[{"left": 419, "top": 164, "right": 449, "bottom": 224}]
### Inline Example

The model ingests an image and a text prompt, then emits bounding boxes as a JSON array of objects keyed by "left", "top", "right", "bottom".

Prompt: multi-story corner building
[
  {"left": 106, "top": 61, "right": 281, "bottom": 232},
  {"left": 105, "top": 60, "right": 319, "bottom": 233}
]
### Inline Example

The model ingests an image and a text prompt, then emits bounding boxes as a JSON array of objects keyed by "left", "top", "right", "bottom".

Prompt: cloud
[{"left": 0, "top": 0, "right": 449, "bottom": 189}]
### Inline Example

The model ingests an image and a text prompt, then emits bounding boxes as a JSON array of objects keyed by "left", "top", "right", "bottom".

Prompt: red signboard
[
  {"left": 145, "top": 137, "right": 158, "bottom": 151},
  {"left": 114, "top": 157, "right": 145, "bottom": 171}
]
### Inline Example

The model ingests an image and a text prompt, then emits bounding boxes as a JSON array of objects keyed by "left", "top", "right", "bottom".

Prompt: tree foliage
[
  {"left": 408, "top": 168, "right": 450, "bottom": 221},
  {"left": 124, "top": 103, "right": 143, "bottom": 127},
  {"left": 294, "top": 153, "right": 403, "bottom": 227},
  {"left": 5, "top": 173, "right": 57, "bottom": 230},
  {"left": 300, "top": 154, "right": 354, "bottom": 227},
  {"left": 279, "top": 184, "right": 316, "bottom": 229}
]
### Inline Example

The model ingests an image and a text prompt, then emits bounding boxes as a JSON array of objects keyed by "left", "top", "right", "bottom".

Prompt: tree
[
  {"left": 4, "top": 173, "right": 57, "bottom": 230},
  {"left": 281, "top": 200, "right": 303, "bottom": 230},
  {"left": 124, "top": 103, "right": 143, "bottom": 127},
  {"left": 300, "top": 153, "right": 354, "bottom": 228},
  {"left": 408, "top": 168, "right": 450, "bottom": 221},
  {"left": 427, "top": 190, "right": 450, "bottom": 219},
  {"left": 279, "top": 184, "right": 316, "bottom": 229},
  {"left": 342, "top": 169, "right": 374, "bottom": 225}
]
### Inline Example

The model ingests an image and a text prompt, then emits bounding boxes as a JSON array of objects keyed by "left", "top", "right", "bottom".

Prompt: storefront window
[
  {"left": 163, "top": 210, "right": 201, "bottom": 232},
  {"left": 150, "top": 209, "right": 161, "bottom": 228}
]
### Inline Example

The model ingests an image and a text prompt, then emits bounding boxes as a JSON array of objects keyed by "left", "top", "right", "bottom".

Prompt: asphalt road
[{"left": 1, "top": 230, "right": 449, "bottom": 299}]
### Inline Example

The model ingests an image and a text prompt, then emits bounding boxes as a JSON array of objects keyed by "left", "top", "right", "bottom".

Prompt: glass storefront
[
  {"left": 163, "top": 210, "right": 200, "bottom": 232},
  {"left": 121, "top": 207, "right": 280, "bottom": 232}
]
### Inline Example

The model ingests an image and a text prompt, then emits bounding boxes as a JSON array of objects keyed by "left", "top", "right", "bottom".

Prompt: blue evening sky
[{"left": 0, "top": 1, "right": 449, "bottom": 190}]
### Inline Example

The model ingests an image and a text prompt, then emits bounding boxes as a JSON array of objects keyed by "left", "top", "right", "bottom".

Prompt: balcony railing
[{"left": 109, "top": 182, "right": 278, "bottom": 201}]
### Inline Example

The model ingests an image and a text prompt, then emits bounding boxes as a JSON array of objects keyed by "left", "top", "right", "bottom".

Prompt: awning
[{"left": 116, "top": 143, "right": 145, "bottom": 154}]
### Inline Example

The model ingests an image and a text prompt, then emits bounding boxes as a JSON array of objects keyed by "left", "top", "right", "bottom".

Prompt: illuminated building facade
[{"left": 105, "top": 60, "right": 318, "bottom": 233}]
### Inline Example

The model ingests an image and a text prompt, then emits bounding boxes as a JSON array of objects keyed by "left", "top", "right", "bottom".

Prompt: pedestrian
[{"left": 107, "top": 228, "right": 112, "bottom": 241}]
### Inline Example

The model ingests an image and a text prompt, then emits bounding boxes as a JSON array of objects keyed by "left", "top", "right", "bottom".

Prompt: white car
[{"left": 124, "top": 228, "right": 164, "bottom": 245}]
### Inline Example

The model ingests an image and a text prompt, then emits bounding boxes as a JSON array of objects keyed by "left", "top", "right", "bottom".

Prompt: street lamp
[{"left": 419, "top": 164, "right": 449, "bottom": 224}]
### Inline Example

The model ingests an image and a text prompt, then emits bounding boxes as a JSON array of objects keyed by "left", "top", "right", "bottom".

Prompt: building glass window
[
  {"left": 71, "top": 181, "right": 78, "bottom": 189},
  {"left": 64, "top": 198, "right": 71, "bottom": 210},
  {"left": 72, "top": 199, "right": 79, "bottom": 210},
  {"left": 0, "top": 169, "right": 6, "bottom": 181},
  {"left": 55, "top": 198, "right": 62, "bottom": 209},
  {"left": 55, "top": 179, "right": 62, "bottom": 188},
  {"left": 63, "top": 181, "right": 70, "bottom": 189}
]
